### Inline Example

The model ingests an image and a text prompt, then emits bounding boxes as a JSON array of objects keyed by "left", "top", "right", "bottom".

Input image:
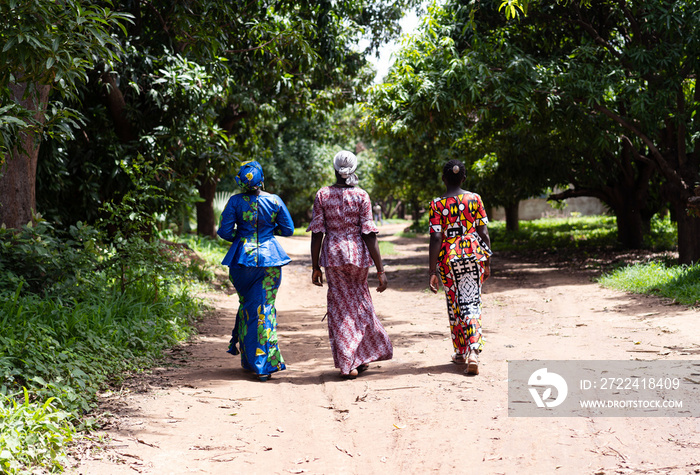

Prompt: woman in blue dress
[{"left": 217, "top": 161, "right": 295, "bottom": 381}]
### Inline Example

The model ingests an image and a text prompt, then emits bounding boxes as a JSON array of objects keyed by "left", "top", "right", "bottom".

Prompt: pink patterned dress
[{"left": 307, "top": 186, "right": 393, "bottom": 374}]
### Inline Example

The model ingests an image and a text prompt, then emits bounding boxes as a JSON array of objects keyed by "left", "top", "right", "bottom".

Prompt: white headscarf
[{"left": 333, "top": 150, "right": 359, "bottom": 186}]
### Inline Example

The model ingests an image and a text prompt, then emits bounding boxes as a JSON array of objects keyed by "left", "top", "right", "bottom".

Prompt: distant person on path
[
  {"left": 428, "top": 159, "right": 492, "bottom": 375},
  {"left": 307, "top": 150, "right": 393, "bottom": 379},
  {"left": 217, "top": 161, "right": 295, "bottom": 382},
  {"left": 373, "top": 202, "right": 384, "bottom": 225}
]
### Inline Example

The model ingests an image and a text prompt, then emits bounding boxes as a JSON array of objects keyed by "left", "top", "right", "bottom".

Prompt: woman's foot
[
  {"left": 451, "top": 353, "right": 467, "bottom": 365},
  {"left": 342, "top": 369, "right": 359, "bottom": 380},
  {"left": 258, "top": 374, "right": 270, "bottom": 382},
  {"left": 466, "top": 351, "right": 479, "bottom": 375}
]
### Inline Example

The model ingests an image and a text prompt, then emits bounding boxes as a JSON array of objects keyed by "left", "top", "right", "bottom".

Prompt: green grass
[
  {"left": 599, "top": 262, "right": 700, "bottom": 307},
  {"left": 0, "top": 284, "right": 203, "bottom": 473},
  {"left": 487, "top": 214, "right": 677, "bottom": 252},
  {"left": 174, "top": 233, "right": 229, "bottom": 268},
  {"left": 378, "top": 241, "right": 397, "bottom": 255},
  {"left": 488, "top": 215, "right": 619, "bottom": 251},
  {"left": 0, "top": 224, "right": 208, "bottom": 474},
  {"left": 0, "top": 390, "right": 74, "bottom": 474}
]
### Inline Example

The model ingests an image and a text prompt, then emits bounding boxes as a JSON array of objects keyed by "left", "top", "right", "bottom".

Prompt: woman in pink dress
[{"left": 307, "top": 151, "right": 393, "bottom": 379}]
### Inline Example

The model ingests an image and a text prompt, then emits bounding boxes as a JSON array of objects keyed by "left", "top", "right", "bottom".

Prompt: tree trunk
[
  {"left": 614, "top": 207, "right": 644, "bottom": 249},
  {"left": 505, "top": 201, "right": 519, "bottom": 232},
  {"left": 397, "top": 202, "right": 405, "bottom": 219},
  {"left": 101, "top": 72, "right": 137, "bottom": 143},
  {"left": 389, "top": 199, "right": 403, "bottom": 220},
  {"left": 196, "top": 177, "right": 217, "bottom": 238},
  {"left": 611, "top": 191, "right": 645, "bottom": 249},
  {"left": 410, "top": 199, "right": 421, "bottom": 226},
  {"left": 0, "top": 82, "right": 51, "bottom": 228},
  {"left": 675, "top": 203, "right": 700, "bottom": 265}
]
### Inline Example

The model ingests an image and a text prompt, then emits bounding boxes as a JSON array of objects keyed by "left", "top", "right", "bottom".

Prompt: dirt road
[{"left": 72, "top": 224, "right": 700, "bottom": 474}]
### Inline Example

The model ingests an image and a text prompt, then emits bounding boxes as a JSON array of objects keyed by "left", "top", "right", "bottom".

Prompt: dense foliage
[
  {"left": 0, "top": 212, "right": 208, "bottom": 473},
  {"left": 365, "top": 0, "right": 700, "bottom": 262},
  {"left": 0, "top": 151, "right": 212, "bottom": 473},
  {"left": 2, "top": 0, "right": 422, "bottom": 238},
  {"left": 0, "top": 0, "right": 129, "bottom": 156}
]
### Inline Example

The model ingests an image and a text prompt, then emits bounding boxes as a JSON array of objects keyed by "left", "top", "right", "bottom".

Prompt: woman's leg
[
  {"left": 439, "top": 258, "right": 484, "bottom": 358},
  {"left": 325, "top": 265, "right": 393, "bottom": 376},
  {"left": 228, "top": 266, "right": 286, "bottom": 376}
]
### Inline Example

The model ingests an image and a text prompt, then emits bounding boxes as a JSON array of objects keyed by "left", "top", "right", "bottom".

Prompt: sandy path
[{"left": 71, "top": 225, "right": 700, "bottom": 474}]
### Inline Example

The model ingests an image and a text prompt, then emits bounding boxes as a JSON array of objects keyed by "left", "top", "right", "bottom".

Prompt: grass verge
[
  {"left": 0, "top": 284, "right": 203, "bottom": 474},
  {"left": 0, "top": 223, "right": 206, "bottom": 474},
  {"left": 599, "top": 262, "right": 700, "bottom": 307}
]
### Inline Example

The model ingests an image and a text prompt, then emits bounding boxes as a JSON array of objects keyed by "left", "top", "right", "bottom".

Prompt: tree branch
[
  {"left": 593, "top": 104, "right": 688, "bottom": 192},
  {"left": 571, "top": 3, "right": 622, "bottom": 61},
  {"left": 570, "top": 3, "right": 652, "bottom": 81},
  {"left": 225, "top": 35, "right": 282, "bottom": 54},
  {"left": 615, "top": 0, "right": 642, "bottom": 44},
  {"left": 548, "top": 187, "right": 609, "bottom": 204},
  {"left": 140, "top": 0, "right": 170, "bottom": 35}
]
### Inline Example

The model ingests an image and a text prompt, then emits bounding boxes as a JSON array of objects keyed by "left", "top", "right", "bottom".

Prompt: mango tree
[
  {"left": 366, "top": 0, "right": 700, "bottom": 261},
  {"left": 0, "top": 0, "right": 128, "bottom": 228},
  {"left": 8, "top": 0, "right": 421, "bottom": 237}
]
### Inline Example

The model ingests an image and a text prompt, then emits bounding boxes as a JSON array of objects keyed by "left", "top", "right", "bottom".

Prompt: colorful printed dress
[
  {"left": 429, "top": 192, "right": 493, "bottom": 356},
  {"left": 217, "top": 191, "right": 294, "bottom": 376},
  {"left": 306, "top": 186, "right": 393, "bottom": 375}
]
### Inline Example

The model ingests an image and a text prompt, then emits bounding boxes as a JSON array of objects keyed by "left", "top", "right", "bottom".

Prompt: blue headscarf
[{"left": 235, "top": 161, "right": 264, "bottom": 192}]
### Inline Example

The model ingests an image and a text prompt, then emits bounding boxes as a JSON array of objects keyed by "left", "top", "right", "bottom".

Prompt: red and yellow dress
[{"left": 429, "top": 192, "right": 492, "bottom": 355}]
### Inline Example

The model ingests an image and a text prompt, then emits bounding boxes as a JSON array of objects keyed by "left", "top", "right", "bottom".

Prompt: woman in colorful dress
[
  {"left": 428, "top": 159, "right": 492, "bottom": 375},
  {"left": 217, "top": 161, "right": 295, "bottom": 382},
  {"left": 307, "top": 151, "right": 393, "bottom": 379}
]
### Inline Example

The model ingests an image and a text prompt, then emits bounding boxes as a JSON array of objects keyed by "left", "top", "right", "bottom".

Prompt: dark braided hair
[{"left": 442, "top": 159, "right": 466, "bottom": 186}]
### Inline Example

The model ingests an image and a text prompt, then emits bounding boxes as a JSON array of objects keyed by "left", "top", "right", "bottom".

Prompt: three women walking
[
  {"left": 219, "top": 156, "right": 490, "bottom": 381},
  {"left": 217, "top": 161, "right": 295, "bottom": 382},
  {"left": 307, "top": 151, "right": 393, "bottom": 379},
  {"left": 428, "top": 159, "right": 492, "bottom": 375}
]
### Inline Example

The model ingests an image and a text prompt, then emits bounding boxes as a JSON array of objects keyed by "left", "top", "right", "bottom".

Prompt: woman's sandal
[
  {"left": 357, "top": 364, "right": 369, "bottom": 374},
  {"left": 258, "top": 374, "right": 270, "bottom": 382},
  {"left": 451, "top": 353, "right": 467, "bottom": 365}
]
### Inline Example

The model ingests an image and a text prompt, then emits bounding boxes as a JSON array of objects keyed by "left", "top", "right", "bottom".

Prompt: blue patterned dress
[{"left": 217, "top": 191, "right": 294, "bottom": 376}]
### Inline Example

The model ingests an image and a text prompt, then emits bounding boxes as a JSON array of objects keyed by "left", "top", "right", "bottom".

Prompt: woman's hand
[
  {"left": 312, "top": 268, "right": 324, "bottom": 286},
  {"left": 483, "top": 261, "right": 491, "bottom": 281},
  {"left": 429, "top": 274, "right": 439, "bottom": 293},
  {"left": 376, "top": 272, "right": 388, "bottom": 293}
]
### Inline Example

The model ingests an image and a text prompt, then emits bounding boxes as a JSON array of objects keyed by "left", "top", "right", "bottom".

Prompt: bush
[
  {"left": 0, "top": 275, "right": 203, "bottom": 473},
  {"left": 0, "top": 220, "right": 101, "bottom": 297},
  {"left": 0, "top": 179, "right": 209, "bottom": 472}
]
